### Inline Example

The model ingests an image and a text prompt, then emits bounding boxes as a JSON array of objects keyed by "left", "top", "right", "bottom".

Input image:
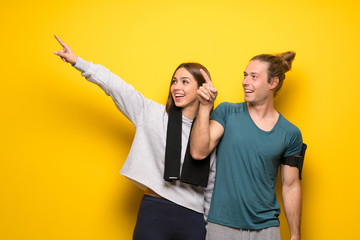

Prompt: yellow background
[{"left": 1, "top": 0, "right": 359, "bottom": 239}]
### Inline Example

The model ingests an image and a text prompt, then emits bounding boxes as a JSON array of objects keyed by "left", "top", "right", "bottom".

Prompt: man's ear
[{"left": 270, "top": 77, "right": 279, "bottom": 90}]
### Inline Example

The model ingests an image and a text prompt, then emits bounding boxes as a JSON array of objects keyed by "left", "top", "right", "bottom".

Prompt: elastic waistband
[{"left": 143, "top": 194, "right": 175, "bottom": 205}]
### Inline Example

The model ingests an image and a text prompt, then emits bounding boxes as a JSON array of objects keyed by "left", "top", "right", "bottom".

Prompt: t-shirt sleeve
[
  {"left": 210, "top": 102, "right": 230, "bottom": 128},
  {"left": 282, "top": 127, "right": 306, "bottom": 179},
  {"left": 283, "top": 127, "right": 303, "bottom": 157}
]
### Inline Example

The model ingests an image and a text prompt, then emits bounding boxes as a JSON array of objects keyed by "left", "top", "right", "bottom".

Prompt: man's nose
[{"left": 243, "top": 76, "right": 249, "bottom": 85}]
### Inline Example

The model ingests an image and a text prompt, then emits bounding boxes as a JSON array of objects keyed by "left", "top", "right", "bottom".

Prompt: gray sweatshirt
[{"left": 73, "top": 57, "right": 216, "bottom": 217}]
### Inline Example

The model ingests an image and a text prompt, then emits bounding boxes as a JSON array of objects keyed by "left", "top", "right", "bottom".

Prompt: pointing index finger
[
  {"left": 54, "top": 34, "right": 69, "bottom": 48},
  {"left": 200, "top": 69, "right": 214, "bottom": 88}
]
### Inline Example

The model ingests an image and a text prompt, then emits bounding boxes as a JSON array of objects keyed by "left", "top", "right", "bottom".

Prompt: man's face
[{"left": 243, "top": 60, "right": 275, "bottom": 105}]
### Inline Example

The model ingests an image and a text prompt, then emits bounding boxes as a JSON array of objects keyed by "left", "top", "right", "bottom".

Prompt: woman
[{"left": 54, "top": 35, "right": 216, "bottom": 240}]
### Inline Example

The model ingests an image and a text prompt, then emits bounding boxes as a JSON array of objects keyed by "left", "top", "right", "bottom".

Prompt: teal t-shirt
[{"left": 208, "top": 102, "right": 303, "bottom": 230}]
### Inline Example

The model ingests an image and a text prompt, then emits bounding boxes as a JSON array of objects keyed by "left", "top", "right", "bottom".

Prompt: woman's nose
[{"left": 173, "top": 82, "right": 181, "bottom": 89}]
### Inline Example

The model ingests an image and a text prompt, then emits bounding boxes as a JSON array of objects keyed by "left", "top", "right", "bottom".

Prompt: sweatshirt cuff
[{"left": 73, "top": 57, "right": 90, "bottom": 72}]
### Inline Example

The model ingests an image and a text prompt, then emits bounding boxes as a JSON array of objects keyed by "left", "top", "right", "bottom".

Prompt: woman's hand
[{"left": 53, "top": 35, "right": 78, "bottom": 65}]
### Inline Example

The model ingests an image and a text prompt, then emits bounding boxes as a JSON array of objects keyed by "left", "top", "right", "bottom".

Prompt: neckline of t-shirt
[
  {"left": 182, "top": 115, "right": 193, "bottom": 124},
  {"left": 243, "top": 102, "right": 282, "bottom": 134}
]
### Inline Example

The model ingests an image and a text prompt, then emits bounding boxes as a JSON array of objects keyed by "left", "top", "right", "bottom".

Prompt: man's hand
[{"left": 197, "top": 69, "right": 218, "bottom": 109}]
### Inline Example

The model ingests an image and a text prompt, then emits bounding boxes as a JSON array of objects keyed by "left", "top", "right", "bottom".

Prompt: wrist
[
  {"left": 290, "top": 232, "right": 301, "bottom": 240},
  {"left": 71, "top": 56, "right": 78, "bottom": 66},
  {"left": 199, "top": 102, "right": 213, "bottom": 111}
]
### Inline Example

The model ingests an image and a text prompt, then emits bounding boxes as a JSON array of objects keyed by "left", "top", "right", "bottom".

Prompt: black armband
[{"left": 281, "top": 143, "right": 307, "bottom": 180}]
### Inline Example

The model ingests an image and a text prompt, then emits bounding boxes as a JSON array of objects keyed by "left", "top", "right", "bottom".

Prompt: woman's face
[{"left": 170, "top": 67, "right": 199, "bottom": 114}]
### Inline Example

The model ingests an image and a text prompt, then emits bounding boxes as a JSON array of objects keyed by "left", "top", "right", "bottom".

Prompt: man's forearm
[
  {"left": 283, "top": 182, "right": 302, "bottom": 240},
  {"left": 190, "top": 105, "right": 212, "bottom": 159}
]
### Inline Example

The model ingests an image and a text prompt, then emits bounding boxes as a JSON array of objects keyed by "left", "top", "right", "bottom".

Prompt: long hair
[{"left": 165, "top": 62, "right": 211, "bottom": 114}]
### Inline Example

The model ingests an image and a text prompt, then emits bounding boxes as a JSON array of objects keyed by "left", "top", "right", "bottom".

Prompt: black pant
[{"left": 133, "top": 195, "right": 206, "bottom": 240}]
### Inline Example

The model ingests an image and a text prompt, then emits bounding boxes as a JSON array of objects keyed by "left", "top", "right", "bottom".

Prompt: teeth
[
  {"left": 175, "top": 94, "right": 184, "bottom": 97},
  {"left": 245, "top": 90, "right": 253, "bottom": 93}
]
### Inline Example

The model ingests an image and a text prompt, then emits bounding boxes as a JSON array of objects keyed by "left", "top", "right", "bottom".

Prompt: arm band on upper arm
[{"left": 281, "top": 143, "right": 307, "bottom": 180}]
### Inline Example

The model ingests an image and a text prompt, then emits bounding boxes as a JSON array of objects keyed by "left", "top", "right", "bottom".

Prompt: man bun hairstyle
[
  {"left": 278, "top": 51, "right": 296, "bottom": 72},
  {"left": 251, "top": 51, "right": 296, "bottom": 95}
]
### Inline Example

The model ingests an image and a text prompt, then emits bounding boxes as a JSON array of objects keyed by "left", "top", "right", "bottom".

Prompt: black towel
[{"left": 164, "top": 106, "right": 210, "bottom": 187}]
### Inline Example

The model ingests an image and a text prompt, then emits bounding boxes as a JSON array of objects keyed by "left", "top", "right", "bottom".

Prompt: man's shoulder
[
  {"left": 215, "top": 102, "right": 246, "bottom": 113},
  {"left": 278, "top": 114, "right": 301, "bottom": 135}
]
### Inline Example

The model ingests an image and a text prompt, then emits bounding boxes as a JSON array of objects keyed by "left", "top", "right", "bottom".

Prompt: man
[{"left": 191, "top": 51, "right": 306, "bottom": 240}]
